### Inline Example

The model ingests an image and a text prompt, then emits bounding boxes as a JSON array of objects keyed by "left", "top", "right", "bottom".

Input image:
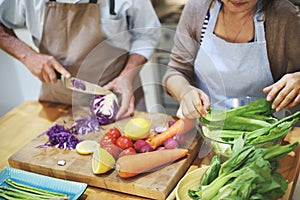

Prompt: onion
[
  {"left": 156, "top": 146, "right": 166, "bottom": 151},
  {"left": 173, "top": 134, "right": 186, "bottom": 146},
  {"left": 163, "top": 138, "right": 179, "bottom": 149},
  {"left": 168, "top": 120, "right": 176, "bottom": 127},
  {"left": 154, "top": 126, "right": 167, "bottom": 134},
  {"left": 134, "top": 140, "right": 153, "bottom": 153},
  {"left": 139, "top": 144, "right": 154, "bottom": 153}
]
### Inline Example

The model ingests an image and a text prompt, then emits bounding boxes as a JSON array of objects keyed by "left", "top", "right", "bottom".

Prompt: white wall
[{"left": 0, "top": 29, "right": 41, "bottom": 116}]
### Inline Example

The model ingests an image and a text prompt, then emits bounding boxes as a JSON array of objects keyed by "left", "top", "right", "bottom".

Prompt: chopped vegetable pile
[
  {"left": 0, "top": 179, "right": 69, "bottom": 199},
  {"left": 188, "top": 142, "right": 299, "bottom": 200},
  {"left": 71, "top": 115, "right": 100, "bottom": 135},
  {"left": 37, "top": 124, "right": 81, "bottom": 150},
  {"left": 38, "top": 93, "right": 120, "bottom": 149}
]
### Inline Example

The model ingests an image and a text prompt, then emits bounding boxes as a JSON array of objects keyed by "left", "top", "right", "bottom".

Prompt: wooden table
[{"left": 1, "top": 101, "right": 300, "bottom": 200}]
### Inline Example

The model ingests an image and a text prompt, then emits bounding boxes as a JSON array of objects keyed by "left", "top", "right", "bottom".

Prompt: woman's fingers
[
  {"left": 177, "top": 88, "right": 209, "bottom": 119},
  {"left": 264, "top": 72, "right": 300, "bottom": 111}
]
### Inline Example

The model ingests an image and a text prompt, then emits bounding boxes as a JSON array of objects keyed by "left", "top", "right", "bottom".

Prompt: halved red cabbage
[{"left": 90, "top": 94, "right": 119, "bottom": 125}]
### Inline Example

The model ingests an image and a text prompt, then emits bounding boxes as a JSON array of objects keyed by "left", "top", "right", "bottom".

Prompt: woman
[{"left": 163, "top": 0, "right": 300, "bottom": 119}]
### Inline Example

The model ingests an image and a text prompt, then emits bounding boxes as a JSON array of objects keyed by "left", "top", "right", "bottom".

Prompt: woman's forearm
[{"left": 166, "top": 75, "right": 193, "bottom": 102}]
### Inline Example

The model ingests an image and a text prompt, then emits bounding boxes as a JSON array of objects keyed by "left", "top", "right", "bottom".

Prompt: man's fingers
[
  {"left": 115, "top": 95, "right": 134, "bottom": 120},
  {"left": 52, "top": 60, "right": 70, "bottom": 78}
]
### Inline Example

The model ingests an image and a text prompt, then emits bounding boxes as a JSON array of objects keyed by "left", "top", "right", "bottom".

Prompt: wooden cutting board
[{"left": 8, "top": 107, "right": 201, "bottom": 200}]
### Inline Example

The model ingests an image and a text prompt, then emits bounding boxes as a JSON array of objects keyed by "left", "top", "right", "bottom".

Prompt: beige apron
[{"left": 39, "top": 0, "right": 145, "bottom": 110}]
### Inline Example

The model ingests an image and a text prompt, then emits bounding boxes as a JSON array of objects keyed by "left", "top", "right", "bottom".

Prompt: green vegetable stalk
[
  {"left": 0, "top": 179, "right": 69, "bottom": 200},
  {"left": 199, "top": 98, "right": 276, "bottom": 130}
]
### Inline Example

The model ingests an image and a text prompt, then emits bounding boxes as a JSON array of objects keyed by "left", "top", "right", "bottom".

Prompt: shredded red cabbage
[
  {"left": 71, "top": 78, "right": 86, "bottom": 90},
  {"left": 71, "top": 116, "right": 100, "bottom": 135},
  {"left": 37, "top": 124, "right": 81, "bottom": 150}
]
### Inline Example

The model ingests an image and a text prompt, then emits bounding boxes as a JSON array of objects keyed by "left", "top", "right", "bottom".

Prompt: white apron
[{"left": 194, "top": 0, "right": 274, "bottom": 107}]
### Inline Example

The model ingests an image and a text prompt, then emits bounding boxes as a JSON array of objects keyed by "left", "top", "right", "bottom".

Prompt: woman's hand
[
  {"left": 104, "top": 75, "right": 135, "bottom": 120},
  {"left": 263, "top": 72, "right": 300, "bottom": 111},
  {"left": 176, "top": 86, "right": 210, "bottom": 119}
]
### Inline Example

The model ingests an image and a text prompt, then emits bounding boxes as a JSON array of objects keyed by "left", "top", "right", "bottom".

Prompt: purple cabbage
[
  {"left": 37, "top": 124, "right": 81, "bottom": 150},
  {"left": 71, "top": 116, "right": 100, "bottom": 135},
  {"left": 90, "top": 94, "right": 119, "bottom": 125},
  {"left": 71, "top": 78, "right": 86, "bottom": 90}
]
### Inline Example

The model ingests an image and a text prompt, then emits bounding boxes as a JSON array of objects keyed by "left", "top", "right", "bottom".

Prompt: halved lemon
[
  {"left": 92, "top": 147, "right": 115, "bottom": 174},
  {"left": 124, "top": 118, "right": 151, "bottom": 140},
  {"left": 76, "top": 140, "right": 100, "bottom": 155}
]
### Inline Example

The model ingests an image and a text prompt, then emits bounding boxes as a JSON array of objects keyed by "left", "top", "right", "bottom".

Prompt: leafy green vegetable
[
  {"left": 200, "top": 155, "right": 221, "bottom": 186},
  {"left": 199, "top": 98, "right": 300, "bottom": 159},
  {"left": 200, "top": 98, "right": 275, "bottom": 125},
  {"left": 246, "top": 111, "right": 300, "bottom": 143},
  {"left": 188, "top": 142, "right": 298, "bottom": 200}
]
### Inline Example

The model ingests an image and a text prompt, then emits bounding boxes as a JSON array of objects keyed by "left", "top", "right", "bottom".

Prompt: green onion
[{"left": 0, "top": 179, "right": 69, "bottom": 200}]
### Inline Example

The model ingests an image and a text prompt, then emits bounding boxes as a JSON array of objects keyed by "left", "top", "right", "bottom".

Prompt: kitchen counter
[{"left": 0, "top": 101, "right": 300, "bottom": 199}]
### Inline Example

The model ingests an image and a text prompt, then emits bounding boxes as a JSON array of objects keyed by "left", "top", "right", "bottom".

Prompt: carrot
[
  {"left": 146, "top": 119, "right": 195, "bottom": 149},
  {"left": 115, "top": 148, "right": 188, "bottom": 178}
]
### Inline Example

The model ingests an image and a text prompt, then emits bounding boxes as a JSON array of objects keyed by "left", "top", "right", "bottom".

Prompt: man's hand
[
  {"left": 0, "top": 23, "right": 70, "bottom": 83},
  {"left": 24, "top": 52, "right": 70, "bottom": 83},
  {"left": 103, "top": 53, "right": 147, "bottom": 120},
  {"left": 104, "top": 75, "right": 135, "bottom": 120}
]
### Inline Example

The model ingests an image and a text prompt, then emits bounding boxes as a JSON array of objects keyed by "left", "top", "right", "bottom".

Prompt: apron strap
[
  {"left": 48, "top": 0, "right": 98, "bottom": 3},
  {"left": 254, "top": 14, "right": 265, "bottom": 42},
  {"left": 206, "top": 0, "right": 221, "bottom": 34},
  {"left": 254, "top": 1, "right": 265, "bottom": 42},
  {"left": 110, "top": 0, "right": 116, "bottom": 15}
]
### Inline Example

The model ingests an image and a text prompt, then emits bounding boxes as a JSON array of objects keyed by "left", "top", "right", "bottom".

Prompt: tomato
[
  {"left": 118, "top": 147, "right": 137, "bottom": 158},
  {"left": 116, "top": 136, "right": 133, "bottom": 150},
  {"left": 106, "top": 128, "right": 121, "bottom": 139},
  {"left": 102, "top": 144, "right": 121, "bottom": 159},
  {"left": 99, "top": 134, "right": 116, "bottom": 147}
]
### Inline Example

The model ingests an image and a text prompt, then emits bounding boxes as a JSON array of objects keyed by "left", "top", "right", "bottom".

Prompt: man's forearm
[
  {"left": 0, "top": 23, "right": 37, "bottom": 65},
  {"left": 120, "top": 53, "right": 147, "bottom": 80}
]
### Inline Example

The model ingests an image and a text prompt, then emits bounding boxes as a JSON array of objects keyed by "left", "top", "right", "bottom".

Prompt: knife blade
[{"left": 60, "top": 76, "right": 112, "bottom": 96}]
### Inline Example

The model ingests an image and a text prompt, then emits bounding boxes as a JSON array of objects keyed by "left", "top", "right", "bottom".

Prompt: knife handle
[{"left": 55, "top": 70, "right": 62, "bottom": 79}]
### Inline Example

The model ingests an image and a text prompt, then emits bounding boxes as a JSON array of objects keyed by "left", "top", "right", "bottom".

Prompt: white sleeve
[
  {"left": 0, "top": 0, "right": 26, "bottom": 29},
  {"left": 127, "top": 0, "right": 161, "bottom": 59}
]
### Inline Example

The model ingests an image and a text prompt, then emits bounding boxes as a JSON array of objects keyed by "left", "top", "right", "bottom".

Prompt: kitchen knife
[{"left": 60, "top": 75, "right": 112, "bottom": 96}]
